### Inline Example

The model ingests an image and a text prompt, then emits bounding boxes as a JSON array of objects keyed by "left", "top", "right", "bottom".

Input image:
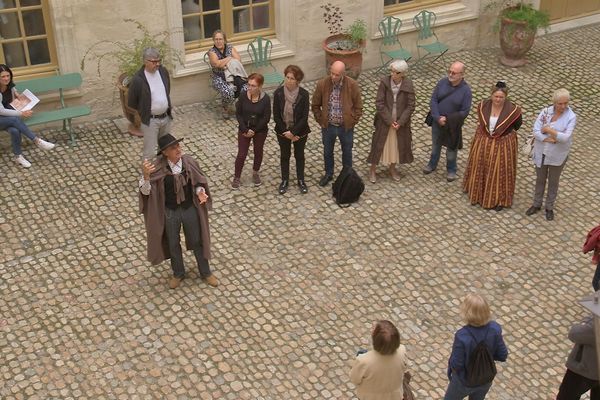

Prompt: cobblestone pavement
[{"left": 2, "top": 24, "right": 600, "bottom": 400}]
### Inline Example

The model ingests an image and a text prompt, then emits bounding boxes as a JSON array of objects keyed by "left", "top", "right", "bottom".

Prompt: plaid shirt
[{"left": 327, "top": 77, "right": 343, "bottom": 125}]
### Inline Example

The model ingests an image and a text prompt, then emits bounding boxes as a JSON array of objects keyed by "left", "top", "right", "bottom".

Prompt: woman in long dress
[
  {"left": 366, "top": 59, "right": 415, "bottom": 183},
  {"left": 462, "top": 82, "right": 522, "bottom": 210}
]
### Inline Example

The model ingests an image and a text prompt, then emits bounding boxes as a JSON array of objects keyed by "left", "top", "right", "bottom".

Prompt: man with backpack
[
  {"left": 311, "top": 61, "right": 363, "bottom": 187},
  {"left": 444, "top": 293, "right": 508, "bottom": 400}
]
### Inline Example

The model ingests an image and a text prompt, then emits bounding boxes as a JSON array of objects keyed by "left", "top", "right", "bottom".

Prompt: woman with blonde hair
[{"left": 444, "top": 293, "right": 508, "bottom": 400}]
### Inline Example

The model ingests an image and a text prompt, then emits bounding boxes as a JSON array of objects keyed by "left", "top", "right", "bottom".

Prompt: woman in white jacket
[{"left": 525, "top": 88, "right": 576, "bottom": 221}]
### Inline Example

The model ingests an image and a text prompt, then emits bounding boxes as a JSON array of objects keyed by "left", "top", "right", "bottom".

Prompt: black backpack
[
  {"left": 332, "top": 166, "right": 364, "bottom": 207},
  {"left": 465, "top": 328, "right": 497, "bottom": 387}
]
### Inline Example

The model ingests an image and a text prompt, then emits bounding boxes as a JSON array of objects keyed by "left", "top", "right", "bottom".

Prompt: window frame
[
  {"left": 384, "top": 0, "right": 458, "bottom": 15},
  {"left": 0, "top": 0, "right": 58, "bottom": 79},
  {"left": 182, "top": 0, "right": 275, "bottom": 54}
]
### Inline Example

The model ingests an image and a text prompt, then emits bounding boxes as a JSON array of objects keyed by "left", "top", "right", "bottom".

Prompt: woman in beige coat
[
  {"left": 350, "top": 320, "right": 407, "bottom": 400},
  {"left": 367, "top": 60, "right": 416, "bottom": 183}
]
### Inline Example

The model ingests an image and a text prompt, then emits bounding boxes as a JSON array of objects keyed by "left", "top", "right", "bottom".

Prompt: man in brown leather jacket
[{"left": 311, "top": 61, "right": 362, "bottom": 186}]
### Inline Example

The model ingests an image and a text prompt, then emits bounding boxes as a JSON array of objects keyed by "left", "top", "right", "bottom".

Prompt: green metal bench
[{"left": 15, "top": 72, "right": 91, "bottom": 146}]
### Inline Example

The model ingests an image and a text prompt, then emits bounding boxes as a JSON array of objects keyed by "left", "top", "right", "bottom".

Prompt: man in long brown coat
[{"left": 139, "top": 134, "right": 218, "bottom": 289}]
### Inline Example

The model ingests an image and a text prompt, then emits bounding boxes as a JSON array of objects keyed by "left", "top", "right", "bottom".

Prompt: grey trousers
[
  {"left": 165, "top": 206, "right": 211, "bottom": 279},
  {"left": 141, "top": 116, "right": 171, "bottom": 161},
  {"left": 533, "top": 155, "right": 567, "bottom": 210}
]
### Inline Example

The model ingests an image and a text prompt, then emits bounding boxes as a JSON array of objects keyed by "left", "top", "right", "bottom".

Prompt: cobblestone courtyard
[{"left": 2, "top": 25, "right": 600, "bottom": 399}]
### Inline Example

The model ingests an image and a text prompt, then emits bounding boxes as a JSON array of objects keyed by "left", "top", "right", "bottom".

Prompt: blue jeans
[
  {"left": 427, "top": 122, "right": 457, "bottom": 174},
  {"left": 444, "top": 376, "right": 492, "bottom": 400},
  {"left": 322, "top": 125, "right": 353, "bottom": 176},
  {"left": 0, "top": 116, "right": 37, "bottom": 155}
]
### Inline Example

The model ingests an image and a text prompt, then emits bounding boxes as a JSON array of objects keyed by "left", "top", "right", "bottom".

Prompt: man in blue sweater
[{"left": 423, "top": 61, "right": 472, "bottom": 182}]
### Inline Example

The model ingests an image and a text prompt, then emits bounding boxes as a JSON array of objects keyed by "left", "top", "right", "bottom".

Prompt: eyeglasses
[
  {"left": 146, "top": 59, "right": 162, "bottom": 64},
  {"left": 447, "top": 70, "right": 463, "bottom": 75}
]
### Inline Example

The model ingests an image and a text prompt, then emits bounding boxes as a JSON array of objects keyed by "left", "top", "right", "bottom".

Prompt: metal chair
[
  {"left": 376, "top": 16, "right": 412, "bottom": 74},
  {"left": 247, "top": 36, "right": 284, "bottom": 87},
  {"left": 412, "top": 10, "right": 449, "bottom": 66}
]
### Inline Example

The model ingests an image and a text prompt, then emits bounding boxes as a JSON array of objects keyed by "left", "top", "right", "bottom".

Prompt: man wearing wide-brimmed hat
[{"left": 139, "top": 134, "right": 218, "bottom": 289}]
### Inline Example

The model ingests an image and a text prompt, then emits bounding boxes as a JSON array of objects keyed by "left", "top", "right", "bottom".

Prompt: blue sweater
[
  {"left": 447, "top": 321, "right": 508, "bottom": 384},
  {"left": 429, "top": 78, "right": 472, "bottom": 121}
]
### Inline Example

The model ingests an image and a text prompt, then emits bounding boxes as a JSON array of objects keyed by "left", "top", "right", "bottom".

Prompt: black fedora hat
[{"left": 157, "top": 134, "right": 183, "bottom": 155}]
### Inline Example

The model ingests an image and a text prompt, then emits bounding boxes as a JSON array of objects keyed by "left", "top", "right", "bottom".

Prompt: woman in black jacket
[
  {"left": 232, "top": 73, "right": 271, "bottom": 189},
  {"left": 272, "top": 65, "right": 311, "bottom": 194}
]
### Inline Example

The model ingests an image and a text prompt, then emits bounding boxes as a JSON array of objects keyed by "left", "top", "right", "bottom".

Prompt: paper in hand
[{"left": 10, "top": 89, "right": 40, "bottom": 112}]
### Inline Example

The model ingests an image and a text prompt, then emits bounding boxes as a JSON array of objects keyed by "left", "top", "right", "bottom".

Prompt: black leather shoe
[
  {"left": 525, "top": 206, "right": 541, "bottom": 216},
  {"left": 278, "top": 179, "right": 288, "bottom": 195},
  {"left": 545, "top": 209, "right": 554, "bottom": 221},
  {"left": 319, "top": 175, "right": 333, "bottom": 187},
  {"left": 298, "top": 180, "right": 308, "bottom": 194},
  {"left": 494, "top": 205, "right": 503, "bottom": 212}
]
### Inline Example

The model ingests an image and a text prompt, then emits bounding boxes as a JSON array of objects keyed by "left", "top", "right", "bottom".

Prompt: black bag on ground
[
  {"left": 332, "top": 166, "right": 364, "bottom": 207},
  {"left": 465, "top": 328, "right": 497, "bottom": 387}
]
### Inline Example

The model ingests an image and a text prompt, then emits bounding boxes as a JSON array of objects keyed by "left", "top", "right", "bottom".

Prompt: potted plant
[
  {"left": 80, "top": 19, "right": 181, "bottom": 136},
  {"left": 320, "top": 3, "right": 367, "bottom": 79},
  {"left": 485, "top": 1, "right": 550, "bottom": 67}
]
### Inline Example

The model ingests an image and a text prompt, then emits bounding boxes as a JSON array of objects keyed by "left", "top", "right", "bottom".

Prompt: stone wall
[{"left": 40, "top": 0, "right": 570, "bottom": 122}]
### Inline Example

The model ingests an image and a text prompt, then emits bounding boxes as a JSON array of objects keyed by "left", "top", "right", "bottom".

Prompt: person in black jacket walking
[
  {"left": 273, "top": 65, "right": 311, "bottom": 194},
  {"left": 127, "top": 47, "right": 173, "bottom": 161}
]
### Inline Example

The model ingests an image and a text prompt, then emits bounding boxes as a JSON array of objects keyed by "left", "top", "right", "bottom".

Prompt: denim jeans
[
  {"left": 0, "top": 116, "right": 37, "bottom": 155},
  {"left": 322, "top": 125, "right": 353, "bottom": 176},
  {"left": 444, "top": 376, "right": 492, "bottom": 400},
  {"left": 427, "top": 122, "right": 457, "bottom": 174}
]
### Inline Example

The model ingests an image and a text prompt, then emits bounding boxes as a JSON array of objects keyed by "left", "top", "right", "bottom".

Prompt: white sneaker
[
  {"left": 15, "top": 155, "right": 31, "bottom": 168},
  {"left": 36, "top": 138, "right": 55, "bottom": 150}
]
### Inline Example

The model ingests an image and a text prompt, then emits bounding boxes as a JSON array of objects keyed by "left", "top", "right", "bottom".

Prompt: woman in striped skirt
[{"left": 462, "top": 82, "right": 522, "bottom": 210}]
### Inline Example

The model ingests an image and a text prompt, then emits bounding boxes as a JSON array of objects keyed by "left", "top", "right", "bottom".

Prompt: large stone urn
[
  {"left": 499, "top": 9, "right": 536, "bottom": 67},
  {"left": 117, "top": 73, "right": 143, "bottom": 137},
  {"left": 322, "top": 34, "right": 364, "bottom": 79}
]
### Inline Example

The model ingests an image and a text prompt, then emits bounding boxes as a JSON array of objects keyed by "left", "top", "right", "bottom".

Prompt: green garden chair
[
  {"left": 247, "top": 36, "right": 284, "bottom": 87},
  {"left": 412, "top": 10, "right": 449, "bottom": 66},
  {"left": 376, "top": 16, "right": 412, "bottom": 74}
]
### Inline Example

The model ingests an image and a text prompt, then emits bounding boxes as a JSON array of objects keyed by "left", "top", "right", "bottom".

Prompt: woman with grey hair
[
  {"left": 525, "top": 88, "right": 576, "bottom": 221},
  {"left": 367, "top": 59, "right": 415, "bottom": 183}
]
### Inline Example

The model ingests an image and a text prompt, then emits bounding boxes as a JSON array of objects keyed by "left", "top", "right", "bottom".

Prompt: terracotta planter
[
  {"left": 499, "top": 10, "right": 537, "bottom": 67},
  {"left": 117, "top": 73, "right": 143, "bottom": 137},
  {"left": 322, "top": 34, "right": 364, "bottom": 79}
]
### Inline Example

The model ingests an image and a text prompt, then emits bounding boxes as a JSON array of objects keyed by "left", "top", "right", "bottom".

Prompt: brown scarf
[{"left": 283, "top": 85, "right": 299, "bottom": 128}]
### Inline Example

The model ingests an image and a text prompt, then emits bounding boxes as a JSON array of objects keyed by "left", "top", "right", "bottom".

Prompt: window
[
  {"left": 181, "top": 0, "right": 274, "bottom": 53},
  {"left": 384, "top": 0, "right": 456, "bottom": 14},
  {"left": 0, "top": 0, "right": 57, "bottom": 77}
]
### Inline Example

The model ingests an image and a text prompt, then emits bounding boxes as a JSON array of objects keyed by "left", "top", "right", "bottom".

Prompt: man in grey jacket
[{"left": 557, "top": 315, "right": 599, "bottom": 399}]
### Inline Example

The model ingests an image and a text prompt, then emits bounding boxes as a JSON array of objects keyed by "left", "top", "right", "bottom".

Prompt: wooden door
[{"left": 540, "top": 0, "right": 600, "bottom": 22}]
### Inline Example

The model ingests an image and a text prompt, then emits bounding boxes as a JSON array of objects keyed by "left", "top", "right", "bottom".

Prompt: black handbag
[{"left": 424, "top": 87, "right": 456, "bottom": 127}]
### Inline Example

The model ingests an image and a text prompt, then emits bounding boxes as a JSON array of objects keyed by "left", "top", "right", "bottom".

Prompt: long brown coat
[
  {"left": 366, "top": 77, "right": 415, "bottom": 164},
  {"left": 139, "top": 154, "right": 212, "bottom": 264}
]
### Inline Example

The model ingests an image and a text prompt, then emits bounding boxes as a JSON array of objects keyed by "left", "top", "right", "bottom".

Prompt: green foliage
[
  {"left": 484, "top": 1, "right": 550, "bottom": 31},
  {"left": 501, "top": 3, "right": 549, "bottom": 31},
  {"left": 346, "top": 19, "right": 367, "bottom": 47},
  {"left": 80, "top": 19, "right": 182, "bottom": 83}
]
